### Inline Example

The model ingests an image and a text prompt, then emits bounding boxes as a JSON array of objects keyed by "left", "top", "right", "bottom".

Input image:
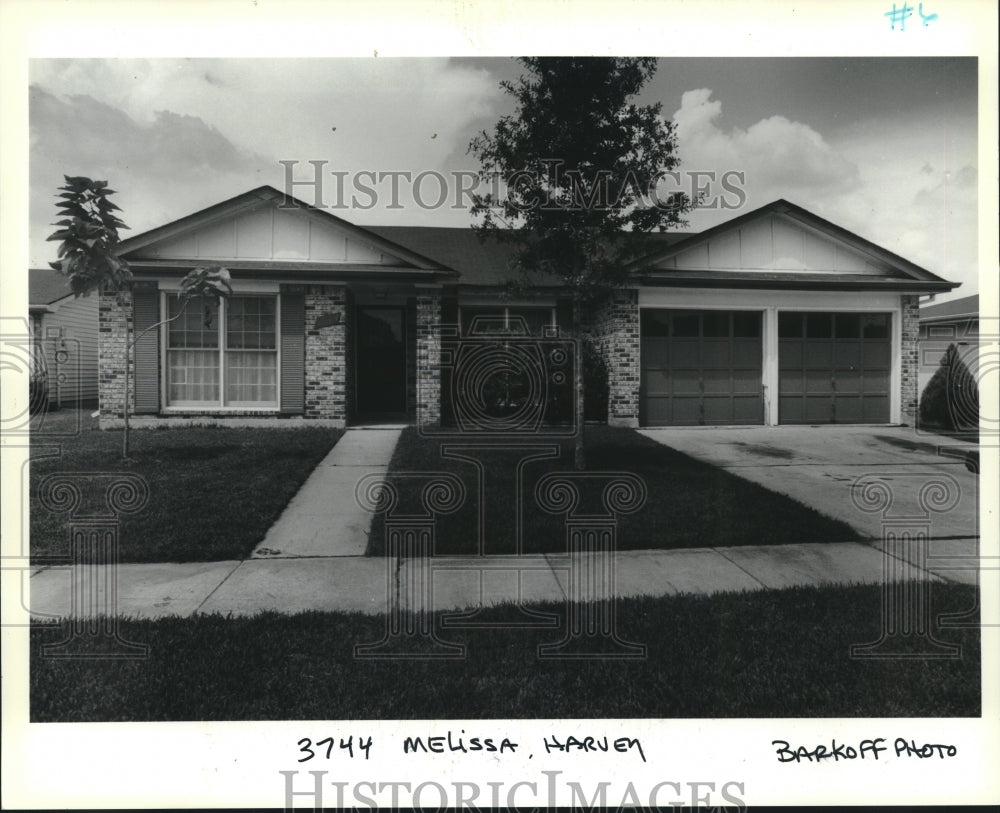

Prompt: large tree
[
  {"left": 469, "top": 57, "right": 693, "bottom": 467},
  {"left": 48, "top": 176, "right": 231, "bottom": 459}
]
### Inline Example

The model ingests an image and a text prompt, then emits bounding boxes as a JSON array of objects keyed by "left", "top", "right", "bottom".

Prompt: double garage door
[{"left": 640, "top": 309, "right": 891, "bottom": 426}]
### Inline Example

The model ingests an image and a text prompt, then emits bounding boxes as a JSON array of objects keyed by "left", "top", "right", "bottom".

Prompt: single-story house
[
  {"left": 97, "top": 185, "right": 958, "bottom": 429},
  {"left": 918, "top": 294, "right": 979, "bottom": 396},
  {"left": 29, "top": 268, "right": 99, "bottom": 407}
]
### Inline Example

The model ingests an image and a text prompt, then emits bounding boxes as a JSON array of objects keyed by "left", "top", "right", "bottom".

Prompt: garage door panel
[
  {"left": 804, "top": 396, "right": 834, "bottom": 423},
  {"left": 670, "top": 341, "right": 700, "bottom": 367},
  {"left": 701, "top": 341, "right": 731, "bottom": 367},
  {"left": 733, "top": 396, "right": 765, "bottom": 423},
  {"left": 642, "top": 367, "right": 671, "bottom": 396},
  {"left": 836, "top": 398, "right": 864, "bottom": 423},
  {"left": 671, "top": 397, "right": 702, "bottom": 425},
  {"left": 703, "top": 397, "right": 734, "bottom": 424},
  {"left": 833, "top": 370, "right": 862, "bottom": 394},
  {"left": 672, "top": 368, "right": 701, "bottom": 395},
  {"left": 732, "top": 341, "right": 761, "bottom": 367},
  {"left": 779, "top": 370, "right": 803, "bottom": 394},
  {"left": 862, "top": 343, "right": 891, "bottom": 367},
  {"left": 732, "top": 368, "right": 763, "bottom": 393},
  {"left": 863, "top": 396, "right": 889, "bottom": 422},
  {"left": 834, "top": 342, "right": 862, "bottom": 367},
  {"left": 804, "top": 343, "right": 833, "bottom": 366},
  {"left": 702, "top": 369, "right": 732, "bottom": 394},
  {"left": 804, "top": 370, "right": 833, "bottom": 394},
  {"left": 779, "top": 341, "right": 803, "bottom": 367},
  {"left": 779, "top": 396, "right": 804, "bottom": 423},
  {"left": 864, "top": 371, "right": 890, "bottom": 394},
  {"left": 643, "top": 397, "right": 672, "bottom": 424}
]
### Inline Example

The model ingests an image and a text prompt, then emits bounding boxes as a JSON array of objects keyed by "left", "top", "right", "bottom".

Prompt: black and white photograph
[{"left": 2, "top": 1, "right": 997, "bottom": 809}]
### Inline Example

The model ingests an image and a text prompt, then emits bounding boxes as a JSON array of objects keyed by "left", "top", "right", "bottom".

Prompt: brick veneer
[
  {"left": 416, "top": 293, "right": 441, "bottom": 425},
  {"left": 900, "top": 293, "right": 920, "bottom": 423},
  {"left": 590, "top": 289, "right": 640, "bottom": 427},
  {"left": 98, "top": 287, "right": 133, "bottom": 422},
  {"left": 304, "top": 284, "right": 349, "bottom": 423}
]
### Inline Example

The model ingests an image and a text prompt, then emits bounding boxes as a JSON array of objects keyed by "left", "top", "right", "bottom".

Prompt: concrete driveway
[{"left": 639, "top": 425, "right": 981, "bottom": 585}]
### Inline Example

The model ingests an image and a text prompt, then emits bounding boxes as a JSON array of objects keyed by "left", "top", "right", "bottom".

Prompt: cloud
[
  {"left": 29, "top": 85, "right": 269, "bottom": 265},
  {"left": 28, "top": 58, "right": 504, "bottom": 264},
  {"left": 669, "top": 88, "right": 978, "bottom": 296},
  {"left": 672, "top": 88, "right": 859, "bottom": 203}
]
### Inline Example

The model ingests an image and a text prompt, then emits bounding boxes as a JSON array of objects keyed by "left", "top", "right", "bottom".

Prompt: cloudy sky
[{"left": 29, "top": 57, "right": 977, "bottom": 298}]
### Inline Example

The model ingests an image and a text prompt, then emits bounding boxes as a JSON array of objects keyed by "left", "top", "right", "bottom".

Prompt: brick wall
[
  {"left": 589, "top": 289, "right": 640, "bottom": 427},
  {"left": 900, "top": 294, "right": 920, "bottom": 423},
  {"left": 416, "top": 293, "right": 441, "bottom": 426},
  {"left": 98, "top": 287, "right": 132, "bottom": 425},
  {"left": 304, "top": 284, "right": 349, "bottom": 422}
]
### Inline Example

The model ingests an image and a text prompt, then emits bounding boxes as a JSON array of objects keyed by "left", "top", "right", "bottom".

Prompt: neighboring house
[
  {"left": 918, "top": 294, "right": 980, "bottom": 396},
  {"left": 97, "top": 186, "right": 958, "bottom": 429},
  {"left": 29, "top": 268, "right": 99, "bottom": 407}
]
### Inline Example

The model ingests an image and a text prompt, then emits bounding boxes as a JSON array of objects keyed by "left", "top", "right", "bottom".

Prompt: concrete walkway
[
  {"left": 251, "top": 428, "right": 401, "bottom": 558},
  {"left": 27, "top": 540, "right": 950, "bottom": 621}
]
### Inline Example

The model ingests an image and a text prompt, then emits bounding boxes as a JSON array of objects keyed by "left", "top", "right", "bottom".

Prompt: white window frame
[
  {"left": 458, "top": 303, "right": 557, "bottom": 336},
  {"left": 160, "top": 290, "right": 282, "bottom": 412}
]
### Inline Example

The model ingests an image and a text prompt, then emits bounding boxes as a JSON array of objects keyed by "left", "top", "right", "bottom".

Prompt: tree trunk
[
  {"left": 122, "top": 301, "right": 130, "bottom": 460},
  {"left": 573, "top": 296, "right": 585, "bottom": 470}
]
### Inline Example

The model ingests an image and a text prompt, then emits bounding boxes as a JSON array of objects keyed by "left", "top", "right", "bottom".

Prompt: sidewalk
[
  {"left": 251, "top": 428, "right": 401, "bottom": 557},
  {"left": 27, "top": 540, "right": 948, "bottom": 621}
]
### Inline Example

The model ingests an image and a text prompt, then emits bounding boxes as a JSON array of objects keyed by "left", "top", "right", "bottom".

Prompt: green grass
[
  {"left": 29, "top": 583, "right": 980, "bottom": 721},
  {"left": 367, "top": 426, "right": 861, "bottom": 556},
  {"left": 30, "top": 409, "right": 342, "bottom": 563}
]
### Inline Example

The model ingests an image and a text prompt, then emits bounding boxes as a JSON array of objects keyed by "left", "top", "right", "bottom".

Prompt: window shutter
[
  {"left": 280, "top": 290, "right": 305, "bottom": 414},
  {"left": 556, "top": 298, "right": 573, "bottom": 334},
  {"left": 132, "top": 286, "right": 160, "bottom": 413}
]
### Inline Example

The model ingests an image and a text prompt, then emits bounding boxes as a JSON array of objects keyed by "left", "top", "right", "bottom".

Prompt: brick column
[
  {"left": 304, "top": 284, "right": 349, "bottom": 423},
  {"left": 594, "top": 289, "right": 640, "bottom": 428},
  {"left": 416, "top": 293, "right": 441, "bottom": 426},
  {"left": 900, "top": 294, "right": 920, "bottom": 424},
  {"left": 98, "top": 287, "right": 133, "bottom": 426}
]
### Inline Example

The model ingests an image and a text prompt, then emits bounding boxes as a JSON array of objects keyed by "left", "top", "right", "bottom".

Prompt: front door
[{"left": 356, "top": 306, "right": 406, "bottom": 417}]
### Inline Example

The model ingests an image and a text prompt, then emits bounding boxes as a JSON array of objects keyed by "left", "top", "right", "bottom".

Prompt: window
[
  {"left": 166, "top": 294, "right": 278, "bottom": 408},
  {"left": 461, "top": 305, "right": 555, "bottom": 336}
]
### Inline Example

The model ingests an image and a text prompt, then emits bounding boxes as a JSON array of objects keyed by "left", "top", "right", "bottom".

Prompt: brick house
[{"left": 97, "top": 186, "right": 958, "bottom": 429}]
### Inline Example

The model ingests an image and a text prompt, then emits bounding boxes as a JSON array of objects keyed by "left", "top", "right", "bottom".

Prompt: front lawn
[
  {"left": 30, "top": 410, "right": 342, "bottom": 563},
  {"left": 368, "top": 426, "right": 860, "bottom": 556},
  {"left": 30, "top": 582, "right": 979, "bottom": 721}
]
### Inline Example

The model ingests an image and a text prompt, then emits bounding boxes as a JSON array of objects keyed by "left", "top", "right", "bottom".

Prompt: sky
[{"left": 28, "top": 57, "right": 978, "bottom": 298}]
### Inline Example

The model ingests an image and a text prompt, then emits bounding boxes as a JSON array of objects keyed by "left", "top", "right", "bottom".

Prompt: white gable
[
  {"left": 131, "top": 202, "right": 408, "bottom": 265},
  {"left": 656, "top": 213, "right": 891, "bottom": 276}
]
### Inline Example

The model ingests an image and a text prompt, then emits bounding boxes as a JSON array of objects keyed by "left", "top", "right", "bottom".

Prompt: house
[
  {"left": 97, "top": 186, "right": 958, "bottom": 429},
  {"left": 918, "top": 294, "right": 979, "bottom": 396},
  {"left": 29, "top": 268, "right": 100, "bottom": 407}
]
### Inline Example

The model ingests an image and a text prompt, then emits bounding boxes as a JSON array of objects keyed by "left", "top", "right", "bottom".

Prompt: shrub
[{"left": 919, "top": 343, "right": 979, "bottom": 432}]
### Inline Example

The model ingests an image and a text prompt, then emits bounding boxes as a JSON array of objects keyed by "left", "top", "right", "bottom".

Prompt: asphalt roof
[
  {"left": 28, "top": 268, "right": 76, "bottom": 306},
  {"left": 366, "top": 225, "right": 690, "bottom": 286},
  {"left": 920, "top": 294, "right": 979, "bottom": 321}
]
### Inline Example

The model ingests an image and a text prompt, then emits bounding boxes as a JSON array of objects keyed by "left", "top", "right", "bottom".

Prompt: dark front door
[{"left": 356, "top": 306, "right": 406, "bottom": 417}]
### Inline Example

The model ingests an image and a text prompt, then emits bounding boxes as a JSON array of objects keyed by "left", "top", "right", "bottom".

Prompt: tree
[
  {"left": 468, "top": 57, "right": 693, "bottom": 468},
  {"left": 919, "top": 342, "right": 979, "bottom": 433},
  {"left": 48, "top": 176, "right": 232, "bottom": 459}
]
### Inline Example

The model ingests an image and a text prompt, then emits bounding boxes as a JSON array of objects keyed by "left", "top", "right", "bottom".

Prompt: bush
[{"left": 919, "top": 343, "right": 979, "bottom": 432}]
